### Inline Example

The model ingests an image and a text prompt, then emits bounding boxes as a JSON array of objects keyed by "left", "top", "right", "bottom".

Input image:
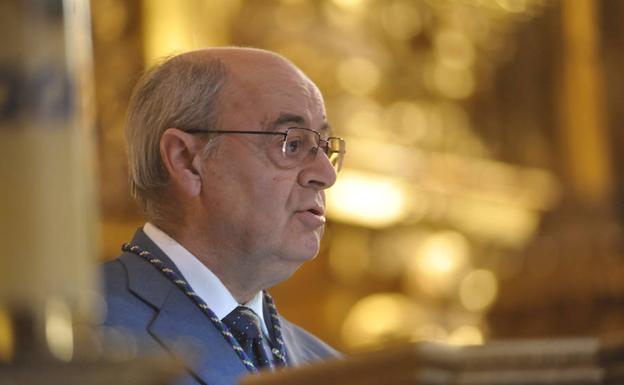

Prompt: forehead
[
  {"left": 270, "top": 112, "right": 331, "bottom": 136},
  {"left": 219, "top": 59, "right": 327, "bottom": 132}
]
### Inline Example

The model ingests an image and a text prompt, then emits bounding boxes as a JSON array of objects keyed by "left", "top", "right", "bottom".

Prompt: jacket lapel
[
  {"left": 148, "top": 288, "right": 249, "bottom": 385},
  {"left": 279, "top": 319, "right": 307, "bottom": 366},
  {"left": 120, "top": 229, "right": 249, "bottom": 385}
]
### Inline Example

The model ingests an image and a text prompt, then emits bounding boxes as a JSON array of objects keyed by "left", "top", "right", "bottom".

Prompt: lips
[
  {"left": 306, "top": 206, "right": 324, "bottom": 216},
  {"left": 296, "top": 205, "right": 326, "bottom": 227}
]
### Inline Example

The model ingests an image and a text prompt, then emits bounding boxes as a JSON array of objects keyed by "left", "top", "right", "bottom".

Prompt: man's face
[{"left": 196, "top": 59, "right": 337, "bottom": 285}]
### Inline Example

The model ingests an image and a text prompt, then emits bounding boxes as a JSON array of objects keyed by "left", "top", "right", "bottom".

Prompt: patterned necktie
[{"left": 222, "top": 306, "right": 273, "bottom": 369}]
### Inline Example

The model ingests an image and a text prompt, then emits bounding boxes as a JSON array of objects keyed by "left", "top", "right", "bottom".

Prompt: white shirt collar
[{"left": 143, "top": 222, "right": 268, "bottom": 335}]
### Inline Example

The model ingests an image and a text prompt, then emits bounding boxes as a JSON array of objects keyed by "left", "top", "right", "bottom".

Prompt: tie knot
[{"left": 223, "top": 306, "right": 263, "bottom": 341}]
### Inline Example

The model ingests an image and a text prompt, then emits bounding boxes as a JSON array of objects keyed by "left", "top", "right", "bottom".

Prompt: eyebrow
[
  {"left": 270, "top": 113, "right": 333, "bottom": 136},
  {"left": 271, "top": 113, "right": 306, "bottom": 129}
]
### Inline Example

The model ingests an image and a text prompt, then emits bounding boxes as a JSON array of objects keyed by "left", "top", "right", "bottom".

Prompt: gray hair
[{"left": 125, "top": 54, "right": 227, "bottom": 221}]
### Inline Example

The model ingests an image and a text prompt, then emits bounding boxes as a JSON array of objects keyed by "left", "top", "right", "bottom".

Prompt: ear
[{"left": 160, "top": 128, "right": 203, "bottom": 198}]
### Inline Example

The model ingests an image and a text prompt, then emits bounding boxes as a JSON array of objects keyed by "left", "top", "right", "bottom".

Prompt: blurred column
[
  {"left": 0, "top": 2, "right": 183, "bottom": 383},
  {"left": 0, "top": 0, "right": 98, "bottom": 362},
  {"left": 559, "top": 0, "right": 613, "bottom": 206}
]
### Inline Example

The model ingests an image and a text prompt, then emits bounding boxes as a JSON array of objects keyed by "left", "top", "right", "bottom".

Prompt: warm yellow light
[
  {"left": 341, "top": 293, "right": 419, "bottom": 348},
  {"left": 326, "top": 170, "right": 408, "bottom": 228},
  {"left": 459, "top": 269, "right": 498, "bottom": 312},
  {"left": 141, "top": 1, "right": 239, "bottom": 66},
  {"left": 410, "top": 323, "right": 448, "bottom": 343},
  {"left": 142, "top": 0, "right": 196, "bottom": 65},
  {"left": 92, "top": 0, "right": 128, "bottom": 43},
  {"left": 328, "top": 227, "right": 371, "bottom": 283},
  {"left": 496, "top": 0, "right": 528, "bottom": 13},
  {"left": 434, "top": 30, "right": 475, "bottom": 70},
  {"left": 380, "top": 1, "right": 422, "bottom": 40},
  {"left": 431, "top": 65, "right": 475, "bottom": 99},
  {"left": 273, "top": 3, "right": 315, "bottom": 33},
  {"left": 448, "top": 199, "right": 540, "bottom": 246},
  {"left": 383, "top": 101, "right": 428, "bottom": 144},
  {"left": 45, "top": 299, "right": 74, "bottom": 362},
  {"left": 0, "top": 308, "right": 13, "bottom": 362},
  {"left": 337, "top": 57, "right": 381, "bottom": 96},
  {"left": 447, "top": 325, "right": 484, "bottom": 345},
  {"left": 344, "top": 106, "right": 384, "bottom": 139},
  {"left": 415, "top": 231, "right": 469, "bottom": 277},
  {"left": 404, "top": 231, "right": 471, "bottom": 298},
  {"left": 332, "top": 0, "right": 368, "bottom": 12}
]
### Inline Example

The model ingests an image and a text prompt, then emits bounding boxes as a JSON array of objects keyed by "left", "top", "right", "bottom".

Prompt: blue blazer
[{"left": 102, "top": 229, "right": 340, "bottom": 385}]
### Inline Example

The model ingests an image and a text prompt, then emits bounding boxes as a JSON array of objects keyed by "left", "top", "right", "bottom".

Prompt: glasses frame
[{"left": 184, "top": 127, "right": 345, "bottom": 172}]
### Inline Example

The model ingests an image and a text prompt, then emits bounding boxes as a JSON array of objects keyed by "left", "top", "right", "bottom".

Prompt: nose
[{"left": 298, "top": 149, "right": 337, "bottom": 190}]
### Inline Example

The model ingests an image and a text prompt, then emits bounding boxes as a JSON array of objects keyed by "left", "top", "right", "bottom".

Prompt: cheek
[
  {"left": 271, "top": 173, "right": 299, "bottom": 210},
  {"left": 241, "top": 175, "right": 291, "bottom": 223}
]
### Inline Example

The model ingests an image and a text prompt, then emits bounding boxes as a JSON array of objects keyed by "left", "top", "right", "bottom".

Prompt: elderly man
[{"left": 102, "top": 47, "right": 345, "bottom": 385}]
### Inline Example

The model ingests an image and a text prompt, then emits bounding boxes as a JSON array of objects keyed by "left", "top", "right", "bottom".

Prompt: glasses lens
[
  {"left": 281, "top": 128, "right": 318, "bottom": 164},
  {"left": 277, "top": 128, "right": 345, "bottom": 172}
]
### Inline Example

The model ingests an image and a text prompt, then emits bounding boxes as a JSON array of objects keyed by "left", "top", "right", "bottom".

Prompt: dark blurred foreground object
[
  {"left": 0, "top": 1, "right": 181, "bottom": 383},
  {"left": 2, "top": 356, "right": 181, "bottom": 385},
  {"left": 240, "top": 336, "right": 624, "bottom": 385}
]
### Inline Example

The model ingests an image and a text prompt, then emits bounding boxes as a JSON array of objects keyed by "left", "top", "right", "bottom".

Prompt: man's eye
[{"left": 285, "top": 139, "right": 302, "bottom": 155}]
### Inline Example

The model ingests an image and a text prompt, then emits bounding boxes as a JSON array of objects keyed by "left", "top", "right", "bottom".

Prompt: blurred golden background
[{"left": 92, "top": 0, "right": 624, "bottom": 353}]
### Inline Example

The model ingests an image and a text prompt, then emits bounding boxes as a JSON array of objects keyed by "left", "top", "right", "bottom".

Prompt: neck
[
  {"left": 158, "top": 222, "right": 267, "bottom": 304},
  {"left": 208, "top": 266, "right": 262, "bottom": 304}
]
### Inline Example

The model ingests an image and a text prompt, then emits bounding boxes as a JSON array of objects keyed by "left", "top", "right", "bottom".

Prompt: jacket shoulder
[
  {"left": 280, "top": 317, "right": 342, "bottom": 363},
  {"left": 101, "top": 258, "right": 155, "bottom": 329}
]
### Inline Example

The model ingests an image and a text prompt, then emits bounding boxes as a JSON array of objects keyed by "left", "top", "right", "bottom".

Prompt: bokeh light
[
  {"left": 344, "top": 102, "right": 386, "bottom": 140},
  {"left": 382, "top": 101, "right": 429, "bottom": 145},
  {"left": 434, "top": 30, "right": 476, "bottom": 70},
  {"left": 331, "top": 0, "right": 369, "bottom": 13},
  {"left": 337, "top": 57, "right": 382, "bottom": 96},
  {"left": 341, "top": 293, "right": 423, "bottom": 348},
  {"left": 326, "top": 169, "right": 409, "bottom": 228},
  {"left": 273, "top": 2, "right": 315, "bottom": 33},
  {"left": 380, "top": 1, "right": 423, "bottom": 40},
  {"left": 430, "top": 64, "right": 475, "bottom": 100},
  {"left": 45, "top": 298, "right": 74, "bottom": 362},
  {"left": 496, "top": 0, "right": 528, "bottom": 13},
  {"left": 447, "top": 325, "right": 484, "bottom": 345},
  {"left": 404, "top": 230, "right": 471, "bottom": 298},
  {"left": 459, "top": 269, "right": 499, "bottom": 312},
  {"left": 0, "top": 308, "right": 13, "bottom": 362}
]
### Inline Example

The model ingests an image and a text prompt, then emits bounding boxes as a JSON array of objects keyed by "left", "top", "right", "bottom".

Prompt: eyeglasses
[{"left": 184, "top": 127, "right": 346, "bottom": 172}]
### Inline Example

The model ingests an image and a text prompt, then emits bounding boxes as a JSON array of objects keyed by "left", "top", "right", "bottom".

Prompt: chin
[
  {"left": 282, "top": 246, "right": 319, "bottom": 263},
  {"left": 301, "top": 230, "right": 323, "bottom": 256},
  {"left": 274, "top": 239, "right": 319, "bottom": 266},
  {"left": 293, "top": 240, "right": 321, "bottom": 261},
  {"left": 263, "top": 258, "right": 308, "bottom": 288}
]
